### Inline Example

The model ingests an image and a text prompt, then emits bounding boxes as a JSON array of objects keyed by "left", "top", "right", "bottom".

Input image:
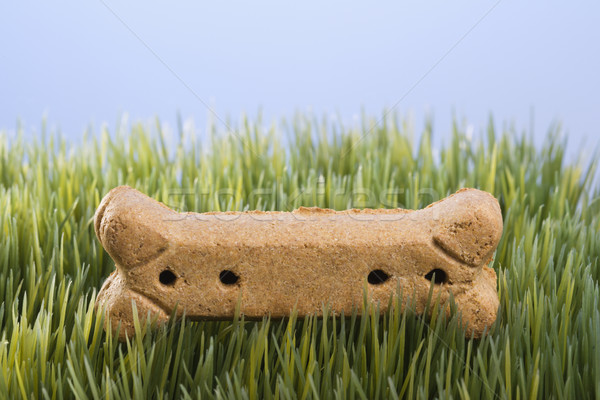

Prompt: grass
[{"left": 0, "top": 113, "right": 598, "bottom": 399}]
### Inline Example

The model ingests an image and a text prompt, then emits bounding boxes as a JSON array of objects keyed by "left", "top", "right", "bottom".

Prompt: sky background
[{"left": 1, "top": 1, "right": 599, "bottom": 155}]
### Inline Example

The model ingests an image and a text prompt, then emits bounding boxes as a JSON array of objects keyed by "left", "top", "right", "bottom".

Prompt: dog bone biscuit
[{"left": 95, "top": 186, "right": 503, "bottom": 340}]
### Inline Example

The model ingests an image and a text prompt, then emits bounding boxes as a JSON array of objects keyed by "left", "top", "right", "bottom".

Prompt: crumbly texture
[{"left": 95, "top": 186, "right": 503, "bottom": 340}]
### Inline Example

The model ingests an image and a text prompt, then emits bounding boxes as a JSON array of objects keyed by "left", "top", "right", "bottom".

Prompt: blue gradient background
[{"left": 1, "top": 1, "right": 598, "bottom": 152}]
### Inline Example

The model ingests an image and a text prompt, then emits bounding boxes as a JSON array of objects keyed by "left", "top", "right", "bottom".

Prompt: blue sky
[{"left": 1, "top": 1, "right": 599, "bottom": 153}]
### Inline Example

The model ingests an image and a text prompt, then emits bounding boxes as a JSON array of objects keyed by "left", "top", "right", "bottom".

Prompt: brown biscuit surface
[{"left": 95, "top": 186, "right": 503, "bottom": 340}]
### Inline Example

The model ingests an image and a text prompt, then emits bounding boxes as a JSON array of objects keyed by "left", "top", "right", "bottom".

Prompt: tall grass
[{"left": 0, "top": 114, "right": 598, "bottom": 399}]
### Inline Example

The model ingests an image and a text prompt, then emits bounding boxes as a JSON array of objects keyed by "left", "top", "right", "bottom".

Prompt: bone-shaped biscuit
[{"left": 95, "top": 186, "right": 503, "bottom": 340}]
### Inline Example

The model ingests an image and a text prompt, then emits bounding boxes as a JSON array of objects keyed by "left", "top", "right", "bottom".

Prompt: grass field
[{"left": 0, "top": 114, "right": 598, "bottom": 399}]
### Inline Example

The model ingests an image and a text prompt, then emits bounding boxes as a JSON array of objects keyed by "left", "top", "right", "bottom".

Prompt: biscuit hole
[
  {"left": 159, "top": 270, "right": 177, "bottom": 286},
  {"left": 219, "top": 270, "right": 239, "bottom": 285},
  {"left": 368, "top": 269, "right": 390, "bottom": 285},
  {"left": 425, "top": 268, "right": 448, "bottom": 284}
]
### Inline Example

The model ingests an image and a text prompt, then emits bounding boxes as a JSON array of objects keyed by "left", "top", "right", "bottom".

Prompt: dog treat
[{"left": 95, "top": 186, "right": 503, "bottom": 340}]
